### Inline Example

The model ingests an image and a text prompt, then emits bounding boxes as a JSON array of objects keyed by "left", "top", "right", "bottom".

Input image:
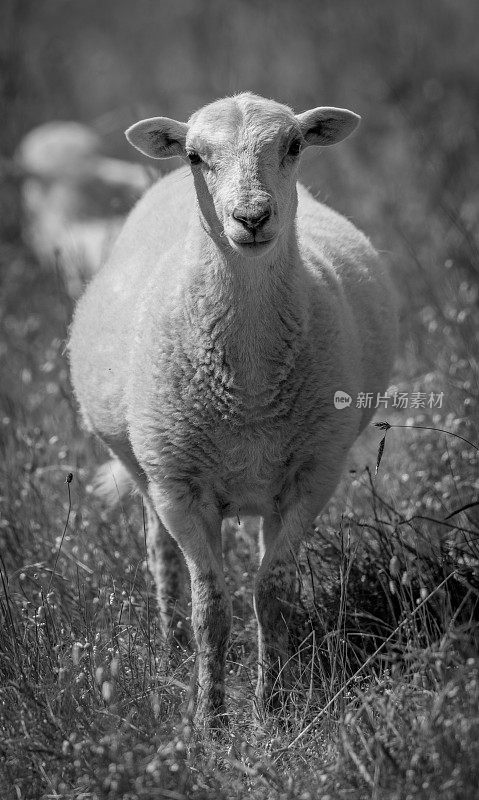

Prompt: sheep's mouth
[{"left": 227, "top": 235, "right": 277, "bottom": 256}]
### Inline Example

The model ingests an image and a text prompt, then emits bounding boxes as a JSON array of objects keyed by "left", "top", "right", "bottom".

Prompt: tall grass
[{"left": 1, "top": 245, "right": 478, "bottom": 798}]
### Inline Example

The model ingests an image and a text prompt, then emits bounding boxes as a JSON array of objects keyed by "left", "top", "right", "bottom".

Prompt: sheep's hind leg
[{"left": 144, "top": 503, "right": 191, "bottom": 649}]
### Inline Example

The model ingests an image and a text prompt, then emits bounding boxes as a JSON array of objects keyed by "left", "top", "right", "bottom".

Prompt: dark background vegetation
[{"left": 1, "top": 1, "right": 478, "bottom": 798}]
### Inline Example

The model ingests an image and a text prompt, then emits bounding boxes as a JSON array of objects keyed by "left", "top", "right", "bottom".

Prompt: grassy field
[
  {"left": 1, "top": 1, "right": 479, "bottom": 797},
  {"left": 1, "top": 223, "right": 478, "bottom": 799}
]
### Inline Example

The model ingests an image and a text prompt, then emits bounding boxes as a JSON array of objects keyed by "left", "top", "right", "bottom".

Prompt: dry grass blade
[
  {"left": 46, "top": 473, "right": 73, "bottom": 594},
  {"left": 375, "top": 435, "right": 386, "bottom": 476}
]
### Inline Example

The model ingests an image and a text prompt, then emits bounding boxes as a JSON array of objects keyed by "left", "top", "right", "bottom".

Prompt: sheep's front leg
[
  {"left": 150, "top": 488, "right": 231, "bottom": 726},
  {"left": 254, "top": 476, "right": 340, "bottom": 718},
  {"left": 254, "top": 512, "right": 298, "bottom": 716}
]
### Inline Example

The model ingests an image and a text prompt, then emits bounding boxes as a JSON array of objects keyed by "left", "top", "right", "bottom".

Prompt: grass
[
  {"left": 2, "top": 1, "right": 479, "bottom": 795},
  {"left": 1, "top": 237, "right": 478, "bottom": 799}
]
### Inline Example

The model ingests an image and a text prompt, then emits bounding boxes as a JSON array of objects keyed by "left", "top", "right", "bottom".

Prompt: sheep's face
[
  {"left": 185, "top": 96, "right": 304, "bottom": 258},
  {"left": 126, "top": 93, "right": 360, "bottom": 259}
]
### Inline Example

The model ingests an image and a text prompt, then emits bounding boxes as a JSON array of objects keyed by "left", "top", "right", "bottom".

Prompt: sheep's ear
[
  {"left": 296, "top": 107, "right": 360, "bottom": 147},
  {"left": 125, "top": 117, "right": 188, "bottom": 159}
]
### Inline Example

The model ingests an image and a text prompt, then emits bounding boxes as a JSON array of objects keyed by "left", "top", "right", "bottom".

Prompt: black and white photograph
[{"left": 1, "top": 1, "right": 478, "bottom": 797}]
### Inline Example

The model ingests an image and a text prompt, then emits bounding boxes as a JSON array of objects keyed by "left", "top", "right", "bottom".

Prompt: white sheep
[
  {"left": 17, "top": 121, "right": 152, "bottom": 295},
  {"left": 69, "top": 93, "right": 397, "bottom": 727}
]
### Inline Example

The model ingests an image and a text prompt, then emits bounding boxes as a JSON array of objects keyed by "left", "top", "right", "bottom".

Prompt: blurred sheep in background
[{"left": 16, "top": 121, "right": 153, "bottom": 295}]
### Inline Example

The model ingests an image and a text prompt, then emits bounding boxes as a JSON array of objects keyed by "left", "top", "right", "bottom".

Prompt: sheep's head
[{"left": 126, "top": 93, "right": 360, "bottom": 259}]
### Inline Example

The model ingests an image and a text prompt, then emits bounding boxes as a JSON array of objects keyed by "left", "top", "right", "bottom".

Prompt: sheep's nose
[{"left": 232, "top": 204, "right": 271, "bottom": 231}]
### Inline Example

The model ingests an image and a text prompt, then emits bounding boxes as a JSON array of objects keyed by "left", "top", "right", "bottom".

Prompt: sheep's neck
[{"left": 183, "top": 215, "right": 306, "bottom": 399}]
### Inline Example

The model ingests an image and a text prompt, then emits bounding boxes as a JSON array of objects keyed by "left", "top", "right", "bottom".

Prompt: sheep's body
[
  {"left": 72, "top": 167, "right": 390, "bottom": 506},
  {"left": 69, "top": 94, "right": 397, "bottom": 726}
]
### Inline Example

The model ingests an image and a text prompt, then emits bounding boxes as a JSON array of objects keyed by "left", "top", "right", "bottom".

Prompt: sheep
[
  {"left": 68, "top": 92, "right": 397, "bottom": 727},
  {"left": 17, "top": 121, "right": 152, "bottom": 295}
]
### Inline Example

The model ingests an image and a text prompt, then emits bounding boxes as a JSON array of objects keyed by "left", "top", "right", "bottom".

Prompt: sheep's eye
[
  {"left": 287, "top": 139, "right": 302, "bottom": 158},
  {"left": 187, "top": 151, "right": 202, "bottom": 166}
]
